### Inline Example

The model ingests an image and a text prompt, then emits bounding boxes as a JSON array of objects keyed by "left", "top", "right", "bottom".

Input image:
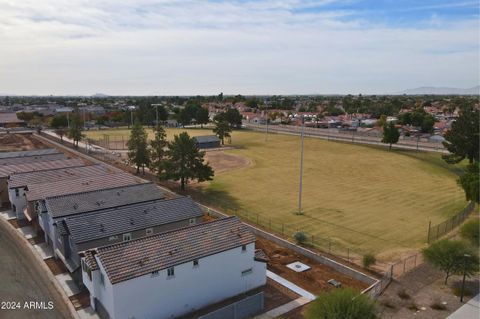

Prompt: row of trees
[{"left": 127, "top": 122, "right": 214, "bottom": 190}]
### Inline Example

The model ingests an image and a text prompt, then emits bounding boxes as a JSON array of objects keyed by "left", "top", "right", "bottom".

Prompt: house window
[
  {"left": 108, "top": 235, "right": 118, "bottom": 241},
  {"left": 189, "top": 218, "right": 196, "bottom": 226},
  {"left": 241, "top": 268, "right": 253, "bottom": 276},
  {"left": 100, "top": 273, "right": 105, "bottom": 286},
  {"left": 146, "top": 228, "right": 153, "bottom": 236},
  {"left": 151, "top": 270, "right": 160, "bottom": 277},
  {"left": 167, "top": 267, "right": 175, "bottom": 278},
  {"left": 15, "top": 188, "right": 19, "bottom": 197},
  {"left": 241, "top": 245, "right": 247, "bottom": 253},
  {"left": 193, "top": 259, "right": 199, "bottom": 267},
  {"left": 122, "top": 233, "right": 132, "bottom": 242}
]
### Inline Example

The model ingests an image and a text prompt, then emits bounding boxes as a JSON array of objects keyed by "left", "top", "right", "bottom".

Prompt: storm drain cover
[{"left": 286, "top": 261, "right": 311, "bottom": 272}]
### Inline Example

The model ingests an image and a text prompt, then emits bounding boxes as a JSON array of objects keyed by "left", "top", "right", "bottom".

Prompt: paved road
[
  {"left": 245, "top": 123, "right": 448, "bottom": 153},
  {"left": 0, "top": 220, "right": 72, "bottom": 319}
]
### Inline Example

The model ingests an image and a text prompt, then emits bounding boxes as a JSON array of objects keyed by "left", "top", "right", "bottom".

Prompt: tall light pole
[
  {"left": 130, "top": 108, "right": 134, "bottom": 127},
  {"left": 67, "top": 112, "right": 70, "bottom": 129},
  {"left": 264, "top": 99, "right": 269, "bottom": 142},
  {"left": 156, "top": 104, "right": 158, "bottom": 127},
  {"left": 460, "top": 254, "right": 471, "bottom": 303},
  {"left": 297, "top": 115, "right": 305, "bottom": 215}
]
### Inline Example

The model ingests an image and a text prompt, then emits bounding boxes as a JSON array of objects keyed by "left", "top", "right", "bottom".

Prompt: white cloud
[{"left": 0, "top": 0, "right": 478, "bottom": 95}]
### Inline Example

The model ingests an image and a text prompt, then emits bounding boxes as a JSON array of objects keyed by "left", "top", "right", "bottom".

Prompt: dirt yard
[
  {"left": 0, "top": 134, "right": 47, "bottom": 152},
  {"left": 204, "top": 150, "right": 250, "bottom": 173},
  {"left": 256, "top": 237, "right": 369, "bottom": 295},
  {"left": 378, "top": 263, "right": 479, "bottom": 319}
]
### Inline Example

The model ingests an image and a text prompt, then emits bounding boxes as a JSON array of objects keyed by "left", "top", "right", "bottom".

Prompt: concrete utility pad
[
  {"left": 18, "top": 225, "right": 36, "bottom": 239},
  {"left": 0, "top": 209, "right": 16, "bottom": 220},
  {"left": 55, "top": 273, "right": 81, "bottom": 297},
  {"left": 33, "top": 242, "right": 54, "bottom": 259},
  {"left": 286, "top": 261, "right": 311, "bottom": 273}
]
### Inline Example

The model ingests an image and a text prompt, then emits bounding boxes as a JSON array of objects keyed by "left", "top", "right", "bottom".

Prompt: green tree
[
  {"left": 164, "top": 132, "right": 214, "bottom": 190},
  {"left": 50, "top": 115, "right": 68, "bottom": 129},
  {"left": 382, "top": 122, "right": 400, "bottom": 150},
  {"left": 149, "top": 125, "right": 168, "bottom": 179},
  {"left": 195, "top": 107, "right": 210, "bottom": 128},
  {"left": 55, "top": 128, "right": 67, "bottom": 141},
  {"left": 422, "top": 239, "right": 479, "bottom": 285},
  {"left": 127, "top": 120, "right": 149, "bottom": 174},
  {"left": 68, "top": 108, "right": 84, "bottom": 148},
  {"left": 215, "top": 108, "right": 243, "bottom": 128},
  {"left": 458, "top": 163, "right": 479, "bottom": 203},
  {"left": 442, "top": 107, "right": 479, "bottom": 164},
  {"left": 213, "top": 120, "right": 231, "bottom": 145},
  {"left": 306, "top": 288, "right": 378, "bottom": 319},
  {"left": 460, "top": 220, "right": 480, "bottom": 247}
]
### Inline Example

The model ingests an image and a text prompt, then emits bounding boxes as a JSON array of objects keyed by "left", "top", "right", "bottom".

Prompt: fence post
[
  {"left": 403, "top": 259, "right": 406, "bottom": 274},
  {"left": 269, "top": 219, "right": 271, "bottom": 230},
  {"left": 282, "top": 223, "right": 284, "bottom": 235},
  {"left": 347, "top": 248, "right": 350, "bottom": 263},
  {"left": 256, "top": 214, "right": 259, "bottom": 225},
  {"left": 414, "top": 254, "right": 417, "bottom": 267},
  {"left": 328, "top": 239, "right": 331, "bottom": 254},
  {"left": 426, "top": 221, "right": 431, "bottom": 243}
]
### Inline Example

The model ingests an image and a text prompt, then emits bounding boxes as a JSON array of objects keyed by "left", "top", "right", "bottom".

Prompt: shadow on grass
[{"left": 176, "top": 184, "right": 242, "bottom": 213}]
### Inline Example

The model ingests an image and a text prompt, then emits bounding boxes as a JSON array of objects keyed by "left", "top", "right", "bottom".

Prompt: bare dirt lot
[
  {"left": 0, "top": 134, "right": 47, "bottom": 152},
  {"left": 0, "top": 219, "right": 72, "bottom": 319},
  {"left": 378, "top": 263, "right": 479, "bottom": 319},
  {"left": 256, "top": 237, "right": 369, "bottom": 295}
]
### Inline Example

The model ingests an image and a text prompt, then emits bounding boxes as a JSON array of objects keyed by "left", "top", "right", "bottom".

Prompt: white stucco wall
[
  {"left": 8, "top": 186, "right": 27, "bottom": 219},
  {"left": 85, "top": 242, "right": 266, "bottom": 319}
]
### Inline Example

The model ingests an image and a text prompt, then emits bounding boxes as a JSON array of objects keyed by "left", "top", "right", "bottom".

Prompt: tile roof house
[
  {"left": 0, "top": 152, "right": 68, "bottom": 166},
  {"left": 0, "top": 158, "right": 84, "bottom": 208},
  {"left": 0, "top": 148, "right": 59, "bottom": 159},
  {"left": 45, "top": 183, "right": 164, "bottom": 218},
  {"left": 7, "top": 164, "right": 120, "bottom": 219},
  {"left": 54, "top": 196, "right": 203, "bottom": 272},
  {"left": 0, "top": 112, "right": 25, "bottom": 127},
  {"left": 81, "top": 217, "right": 267, "bottom": 319}
]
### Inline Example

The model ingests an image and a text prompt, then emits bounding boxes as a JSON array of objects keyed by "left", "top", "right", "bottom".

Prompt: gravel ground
[{"left": 0, "top": 220, "right": 72, "bottom": 319}]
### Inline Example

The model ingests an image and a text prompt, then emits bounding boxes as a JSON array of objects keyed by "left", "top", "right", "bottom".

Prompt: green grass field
[{"left": 85, "top": 127, "right": 467, "bottom": 258}]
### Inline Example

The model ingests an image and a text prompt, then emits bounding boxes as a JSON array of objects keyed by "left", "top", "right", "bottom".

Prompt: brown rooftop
[
  {"left": 93, "top": 216, "right": 255, "bottom": 284},
  {"left": 26, "top": 173, "right": 148, "bottom": 202},
  {"left": 0, "top": 158, "right": 85, "bottom": 178}
]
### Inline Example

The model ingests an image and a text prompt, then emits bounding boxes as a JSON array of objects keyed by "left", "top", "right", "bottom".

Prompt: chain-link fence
[{"left": 427, "top": 202, "right": 476, "bottom": 243}]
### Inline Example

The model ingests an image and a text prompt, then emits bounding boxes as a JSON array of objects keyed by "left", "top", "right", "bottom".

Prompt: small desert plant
[
  {"left": 294, "top": 231, "right": 307, "bottom": 244},
  {"left": 397, "top": 289, "right": 411, "bottom": 300},
  {"left": 407, "top": 303, "right": 419, "bottom": 311},
  {"left": 430, "top": 302, "right": 447, "bottom": 311},
  {"left": 452, "top": 286, "right": 474, "bottom": 297},
  {"left": 362, "top": 254, "right": 376, "bottom": 268},
  {"left": 460, "top": 219, "right": 479, "bottom": 247}
]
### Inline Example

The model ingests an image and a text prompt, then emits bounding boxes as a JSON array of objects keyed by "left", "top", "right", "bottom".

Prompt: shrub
[
  {"left": 293, "top": 232, "right": 307, "bottom": 244},
  {"left": 363, "top": 254, "right": 376, "bottom": 268},
  {"left": 407, "top": 303, "right": 419, "bottom": 311},
  {"left": 430, "top": 302, "right": 447, "bottom": 311},
  {"left": 397, "top": 289, "right": 410, "bottom": 300},
  {"left": 460, "top": 219, "right": 479, "bottom": 247},
  {"left": 306, "top": 288, "right": 378, "bottom": 319}
]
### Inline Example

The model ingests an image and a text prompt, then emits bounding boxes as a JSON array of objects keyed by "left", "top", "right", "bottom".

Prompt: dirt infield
[
  {"left": 204, "top": 150, "right": 250, "bottom": 173},
  {"left": 0, "top": 219, "right": 72, "bottom": 319}
]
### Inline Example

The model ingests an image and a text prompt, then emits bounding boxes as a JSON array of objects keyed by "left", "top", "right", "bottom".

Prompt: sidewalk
[{"left": 447, "top": 294, "right": 480, "bottom": 319}]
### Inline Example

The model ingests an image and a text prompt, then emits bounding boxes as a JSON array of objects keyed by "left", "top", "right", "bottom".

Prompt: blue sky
[{"left": 0, "top": 0, "right": 478, "bottom": 95}]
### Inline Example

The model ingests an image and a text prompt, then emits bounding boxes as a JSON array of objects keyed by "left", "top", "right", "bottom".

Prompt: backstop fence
[{"left": 427, "top": 201, "right": 476, "bottom": 243}]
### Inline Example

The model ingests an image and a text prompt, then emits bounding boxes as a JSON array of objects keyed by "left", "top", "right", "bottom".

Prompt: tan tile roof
[
  {"left": 26, "top": 173, "right": 148, "bottom": 202},
  {"left": 0, "top": 153, "right": 68, "bottom": 166},
  {"left": 0, "top": 158, "right": 84, "bottom": 178},
  {"left": 8, "top": 164, "right": 120, "bottom": 188},
  {"left": 95, "top": 216, "right": 255, "bottom": 284}
]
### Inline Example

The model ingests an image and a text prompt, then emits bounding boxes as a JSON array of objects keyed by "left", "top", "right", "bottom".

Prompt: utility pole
[
  {"left": 264, "top": 99, "right": 269, "bottom": 142},
  {"left": 156, "top": 104, "right": 158, "bottom": 127},
  {"left": 460, "top": 254, "right": 471, "bottom": 302},
  {"left": 67, "top": 112, "right": 70, "bottom": 129},
  {"left": 131, "top": 108, "right": 134, "bottom": 127},
  {"left": 83, "top": 108, "right": 86, "bottom": 130},
  {"left": 298, "top": 115, "right": 305, "bottom": 215}
]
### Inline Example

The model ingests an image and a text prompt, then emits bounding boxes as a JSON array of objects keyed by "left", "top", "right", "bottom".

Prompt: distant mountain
[
  {"left": 92, "top": 93, "right": 109, "bottom": 97},
  {"left": 396, "top": 86, "right": 480, "bottom": 95}
]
